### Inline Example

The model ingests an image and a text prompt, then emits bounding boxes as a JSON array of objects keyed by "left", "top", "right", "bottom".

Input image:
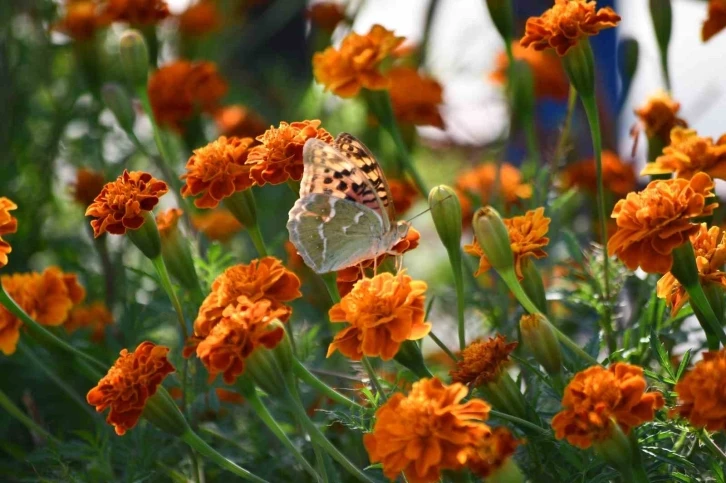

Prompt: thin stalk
[
  {"left": 427, "top": 331, "right": 458, "bottom": 363},
  {"left": 246, "top": 223, "right": 269, "bottom": 258},
  {"left": 292, "top": 359, "right": 363, "bottom": 410},
  {"left": 701, "top": 430, "right": 726, "bottom": 466},
  {"left": 181, "top": 430, "right": 270, "bottom": 483},
  {"left": 685, "top": 281, "right": 726, "bottom": 347},
  {"left": 489, "top": 409, "right": 550, "bottom": 437},
  {"left": 580, "top": 94, "right": 615, "bottom": 354},
  {"left": 451, "top": 250, "right": 466, "bottom": 351},
  {"left": 361, "top": 356, "right": 387, "bottom": 403},
  {"left": 0, "top": 388, "right": 58, "bottom": 443},
  {"left": 321, "top": 272, "right": 341, "bottom": 304},
  {"left": 151, "top": 256, "right": 189, "bottom": 341},
  {"left": 189, "top": 448, "right": 203, "bottom": 483},
  {"left": 138, "top": 89, "right": 176, "bottom": 170}
]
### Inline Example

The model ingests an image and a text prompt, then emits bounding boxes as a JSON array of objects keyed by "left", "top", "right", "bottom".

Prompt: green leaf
[
  {"left": 650, "top": 328, "right": 676, "bottom": 382},
  {"left": 675, "top": 349, "right": 692, "bottom": 381}
]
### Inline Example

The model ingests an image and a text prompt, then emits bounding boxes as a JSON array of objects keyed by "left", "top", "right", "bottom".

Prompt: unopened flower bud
[
  {"left": 429, "top": 185, "right": 462, "bottom": 257},
  {"left": 271, "top": 321, "right": 294, "bottom": 375},
  {"left": 126, "top": 211, "right": 162, "bottom": 260},
  {"left": 562, "top": 39, "right": 595, "bottom": 99},
  {"left": 119, "top": 30, "right": 149, "bottom": 91},
  {"left": 472, "top": 207, "right": 514, "bottom": 273},
  {"left": 102, "top": 83, "right": 136, "bottom": 134},
  {"left": 485, "top": 0, "right": 514, "bottom": 43},
  {"left": 520, "top": 314, "right": 562, "bottom": 376}
]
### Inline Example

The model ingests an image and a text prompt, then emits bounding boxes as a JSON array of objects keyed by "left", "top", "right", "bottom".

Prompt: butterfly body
[{"left": 287, "top": 133, "right": 410, "bottom": 274}]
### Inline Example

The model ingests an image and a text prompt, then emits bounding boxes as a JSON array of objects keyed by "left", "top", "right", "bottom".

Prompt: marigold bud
[
  {"left": 429, "top": 185, "right": 462, "bottom": 256},
  {"left": 119, "top": 30, "right": 149, "bottom": 90},
  {"left": 472, "top": 207, "right": 515, "bottom": 273},
  {"left": 485, "top": 0, "right": 514, "bottom": 43},
  {"left": 561, "top": 39, "right": 595, "bottom": 99},
  {"left": 126, "top": 211, "right": 162, "bottom": 260},
  {"left": 102, "top": 83, "right": 136, "bottom": 134},
  {"left": 519, "top": 313, "right": 562, "bottom": 375}
]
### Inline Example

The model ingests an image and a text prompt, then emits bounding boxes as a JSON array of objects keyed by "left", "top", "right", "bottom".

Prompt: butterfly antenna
[{"left": 404, "top": 194, "right": 454, "bottom": 223}]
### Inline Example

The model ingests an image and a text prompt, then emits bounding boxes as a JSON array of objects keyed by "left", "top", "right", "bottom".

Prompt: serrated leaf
[
  {"left": 675, "top": 349, "right": 692, "bottom": 381},
  {"left": 650, "top": 328, "right": 676, "bottom": 382}
]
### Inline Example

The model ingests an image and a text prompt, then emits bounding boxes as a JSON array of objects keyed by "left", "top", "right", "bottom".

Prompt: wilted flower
[
  {"left": 641, "top": 128, "right": 726, "bottom": 180},
  {"left": 551, "top": 363, "right": 664, "bottom": 449},
  {"left": 465, "top": 207, "right": 550, "bottom": 279},
  {"left": 363, "top": 378, "right": 491, "bottom": 483},
  {"left": 703, "top": 0, "right": 726, "bottom": 42},
  {"left": 196, "top": 297, "right": 288, "bottom": 384},
  {"left": 389, "top": 177, "right": 419, "bottom": 215},
  {"left": 561, "top": 150, "right": 637, "bottom": 198},
  {"left": 72, "top": 168, "right": 106, "bottom": 208},
  {"left": 657, "top": 224, "right": 726, "bottom": 315},
  {"left": 190, "top": 209, "right": 243, "bottom": 242},
  {"left": 608, "top": 173, "right": 717, "bottom": 273},
  {"left": 214, "top": 105, "right": 267, "bottom": 140},
  {"left": 672, "top": 348, "right": 726, "bottom": 430},
  {"left": 99, "top": 0, "right": 170, "bottom": 25},
  {"left": 87, "top": 341, "right": 175, "bottom": 435},
  {"left": 65, "top": 301, "right": 114, "bottom": 341},
  {"left": 490, "top": 43, "right": 569, "bottom": 99},
  {"left": 247, "top": 120, "right": 333, "bottom": 185},
  {"left": 466, "top": 427, "right": 522, "bottom": 479},
  {"left": 155, "top": 208, "right": 183, "bottom": 237},
  {"left": 0, "top": 198, "right": 18, "bottom": 269},
  {"left": 521, "top": 0, "right": 621, "bottom": 56},
  {"left": 327, "top": 271, "right": 430, "bottom": 361},
  {"left": 181, "top": 136, "right": 255, "bottom": 208},
  {"left": 147, "top": 60, "right": 228, "bottom": 132},
  {"left": 313, "top": 24, "right": 404, "bottom": 98},
  {"left": 307, "top": 2, "right": 346, "bottom": 32},
  {"left": 388, "top": 66, "right": 445, "bottom": 128},
  {"left": 450, "top": 335, "right": 517, "bottom": 387},
  {"left": 634, "top": 90, "right": 687, "bottom": 142},
  {"left": 86, "top": 170, "right": 169, "bottom": 237},
  {"left": 178, "top": 0, "right": 221, "bottom": 36},
  {"left": 55, "top": 1, "right": 104, "bottom": 40},
  {"left": 456, "top": 162, "right": 532, "bottom": 207}
]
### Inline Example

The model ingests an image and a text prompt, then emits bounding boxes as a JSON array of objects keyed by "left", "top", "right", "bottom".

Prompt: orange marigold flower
[
  {"left": 187, "top": 257, "right": 301, "bottom": 354},
  {"left": 389, "top": 177, "right": 419, "bottom": 215},
  {"left": 284, "top": 240, "right": 305, "bottom": 272},
  {"left": 521, "top": 0, "right": 621, "bottom": 56},
  {"left": 551, "top": 363, "right": 664, "bottom": 449},
  {"left": 657, "top": 224, "right": 726, "bottom": 315},
  {"left": 148, "top": 60, "right": 228, "bottom": 132},
  {"left": 307, "top": 2, "right": 346, "bottom": 32},
  {"left": 456, "top": 162, "right": 532, "bottom": 207},
  {"left": 155, "top": 208, "right": 183, "bottom": 237},
  {"left": 388, "top": 66, "right": 445, "bottom": 128},
  {"left": 0, "top": 197, "right": 18, "bottom": 269},
  {"left": 672, "top": 348, "right": 726, "bottom": 430},
  {"left": 634, "top": 90, "right": 687, "bottom": 142},
  {"left": 641, "top": 128, "right": 726, "bottom": 180},
  {"left": 86, "top": 170, "right": 169, "bottom": 237},
  {"left": 196, "top": 297, "right": 288, "bottom": 384},
  {"left": 490, "top": 42, "right": 569, "bottom": 100},
  {"left": 703, "top": 0, "right": 726, "bottom": 41},
  {"left": 466, "top": 427, "right": 522, "bottom": 479},
  {"left": 450, "top": 334, "right": 518, "bottom": 387},
  {"left": 214, "top": 105, "right": 267, "bottom": 140},
  {"left": 72, "top": 168, "right": 106, "bottom": 208},
  {"left": 99, "top": 0, "right": 170, "bottom": 25},
  {"left": 464, "top": 207, "right": 550, "bottom": 279},
  {"left": 313, "top": 24, "right": 405, "bottom": 98},
  {"left": 246, "top": 120, "right": 333, "bottom": 185},
  {"left": 561, "top": 150, "right": 637, "bottom": 198},
  {"left": 327, "top": 270, "right": 430, "bottom": 361},
  {"left": 65, "top": 301, "right": 114, "bottom": 341},
  {"left": 336, "top": 227, "right": 420, "bottom": 297},
  {"left": 178, "top": 0, "right": 221, "bottom": 36},
  {"left": 364, "top": 377, "right": 491, "bottom": 483},
  {"left": 608, "top": 172, "right": 717, "bottom": 274},
  {"left": 55, "top": 1, "right": 104, "bottom": 40},
  {"left": 181, "top": 136, "right": 254, "bottom": 209},
  {"left": 0, "top": 307, "right": 22, "bottom": 356},
  {"left": 87, "top": 341, "right": 174, "bottom": 435},
  {"left": 190, "top": 209, "right": 243, "bottom": 242}
]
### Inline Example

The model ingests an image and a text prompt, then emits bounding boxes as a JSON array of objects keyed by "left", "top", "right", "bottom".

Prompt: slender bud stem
[
  {"left": 0, "top": 388, "right": 58, "bottom": 443},
  {"left": 182, "top": 430, "right": 270, "bottom": 483},
  {"left": 151, "top": 256, "right": 189, "bottom": 341},
  {"left": 361, "top": 356, "right": 388, "bottom": 403},
  {"left": 292, "top": 359, "right": 363, "bottom": 410}
]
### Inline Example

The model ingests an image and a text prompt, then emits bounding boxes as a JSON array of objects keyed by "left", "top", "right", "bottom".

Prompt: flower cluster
[
  {"left": 672, "top": 348, "right": 726, "bottom": 431},
  {"left": 450, "top": 335, "right": 518, "bottom": 388},
  {"left": 562, "top": 151, "right": 637, "bottom": 198},
  {"left": 456, "top": 162, "right": 532, "bottom": 208},
  {"left": 642, "top": 128, "right": 726, "bottom": 180},
  {"left": 0, "top": 198, "right": 18, "bottom": 269}
]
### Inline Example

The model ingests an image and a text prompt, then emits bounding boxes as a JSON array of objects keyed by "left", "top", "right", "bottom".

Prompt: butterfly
[{"left": 287, "top": 133, "right": 411, "bottom": 274}]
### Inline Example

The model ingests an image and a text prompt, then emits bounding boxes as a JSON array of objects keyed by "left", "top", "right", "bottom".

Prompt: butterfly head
[{"left": 392, "top": 220, "right": 411, "bottom": 243}]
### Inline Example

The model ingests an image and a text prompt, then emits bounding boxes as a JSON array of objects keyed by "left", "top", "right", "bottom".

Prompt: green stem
[
  {"left": 685, "top": 282, "right": 726, "bottom": 348},
  {"left": 449, "top": 249, "right": 466, "bottom": 351},
  {"left": 0, "top": 388, "right": 59, "bottom": 443},
  {"left": 489, "top": 409, "right": 550, "bottom": 437},
  {"left": 701, "top": 430, "right": 726, "bottom": 466},
  {"left": 292, "top": 359, "right": 363, "bottom": 410},
  {"left": 321, "top": 272, "right": 341, "bottom": 304},
  {"left": 181, "top": 430, "right": 270, "bottom": 483},
  {"left": 189, "top": 447, "right": 203, "bottom": 483},
  {"left": 547, "top": 85, "right": 577, "bottom": 196},
  {"left": 151, "top": 256, "right": 189, "bottom": 341},
  {"left": 361, "top": 356, "right": 387, "bottom": 403},
  {"left": 138, "top": 88, "right": 176, "bottom": 169},
  {"left": 427, "top": 331, "right": 458, "bottom": 363},
  {"left": 246, "top": 223, "right": 269, "bottom": 258},
  {"left": 580, "top": 93, "right": 615, "bottom": 355}
]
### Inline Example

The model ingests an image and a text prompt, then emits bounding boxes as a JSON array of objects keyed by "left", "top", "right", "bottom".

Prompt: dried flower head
[
  {"left": 147, "top": 60, "right": 228, "bottom": 132},
  {"left": 72, "top": 168, "right": 107, "bottom": 208},
  {"left": 465, "top": 207, "right": 550, "bottom": 279},
  {"left": 703, "top": 0, "right": 726, "bottom": 42},
  {"left": 456, "top": 162, "right": 533, "bottom": 207},
  {"left": 65, "top": 301, "right": 114, "bottom": 341},
  {"left": 87, "top": 341, "right": 175, "bottom": 435},
  {"left": 307, "top": 2, "right": 346, "bottom": 31},
  {"left": 55, "top": 1, "right": 104, "bottom": 40},
  {"left": 178, "top": 0, "right": 221, "bottom": 36},
  {"left": 246, "top": 120, "right": 333, "bottom": 185},
  {"left": 336, "top": 227, "right": 420, "bottom": 297},
  {"left": 521, "top": 0, "right": 621, "bottom": 56},
  {"left": 327, "top": 271, "right": 430, "bottom": 361},
  {"left": 364, "top": 378, "right": 491, "bottom": 483},
  {"left": 490, "top": 43, "right": 569, "bottom": 99},
  {"left": 657, "top": 224, "right": 726, "bottom": 315},
  {"left": 187, "top": 257, "right": 301, "bottom": 354},
  {"left": 313, "top": 24, "right": 405, "bottom": 98},
  {"left": 181, "top": 136, "right": 255, "bottom": 208},
  {"left": 388, "top": 66, "right": 445, "bottom": 128},
  {"left": 450, "top": 335, "right": 518, "bottom": 387},
  {"left": 196, "top": 297, "right": 288, "bottom": 384},
  {"left": 155, "top": 208, "right": 183, "bottom": 237},
  {"left": 608, "top": 173, "right": 718, "bottom": 273},
  {"left": 672, "top": 348, "right": 726, "bottom": 430},
  {"left": 642, "top": 128, "right": 726, "bottom": 180},
  {"left": 190, "top": 209, "right": 243, "bottom": 242},
  {"left": 0, "top": 197, "right": 18, "bottom": 269},
  {"left": 86, "top": 170, "right": 169, "bottom": 237},
  {"left": 99, "top": 0, "right": 170, "bottom": 25},
  {"left": 214, "top": 105, "right": 267, "bottom": 140},
  {"left": 634, "top": 90, "right": 687, "bottom": 142},
  {"left": 551, "top": 363, "right": 664, "bottom": 449},
  {"left": 562, "top": 150, "right": 637, "bottom": 198},
  {"left": 466, "top": 427, "right": 522, "bottom": 479}
]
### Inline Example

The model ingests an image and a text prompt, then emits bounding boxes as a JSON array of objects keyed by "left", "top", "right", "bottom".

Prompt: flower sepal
[
  {"left": 520, "top": 313, "right": 562, "bottom": 376},
  {"left": 592, "top": 423, "right": 633, "bottom": 472},
  {"left": 245, "top": 343, "right": 288, "bottom": 398},
  {"left": 102, "top": 83, "right": 136, "bottom": 135},
  {"left": 393, "top": 340, "right": 433, "bottom": 379},
  {"left": 429, "top": 185, "right": 463, "bottom": 256},
  {"left": 519, "top": 258, "right": 547, "bottom": 315},
  {"left": 126, "top": 211, "right": 162, "bottom": 260},
  {"left": 472, "top": 207, "right": 515, "bottom": 273},
  {"left": 562, "top": 39, "right": 595, "bottom": 99},
  {"left": 119, "top": 30, "right": 150, "bottom": 92},
  {"left": 485, "top": 458, "right": 526, "bottom": 483},
  {"left": 141, "top": 386, "right": 190, "bottom": 437}
]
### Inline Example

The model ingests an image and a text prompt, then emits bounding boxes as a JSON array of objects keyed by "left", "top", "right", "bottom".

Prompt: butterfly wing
[
  {"left": 287, "top": 193, "right": 387, "bottom": 273},
  {"left": 334, "top": 132, "right": 396, "bottom": 222}
]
